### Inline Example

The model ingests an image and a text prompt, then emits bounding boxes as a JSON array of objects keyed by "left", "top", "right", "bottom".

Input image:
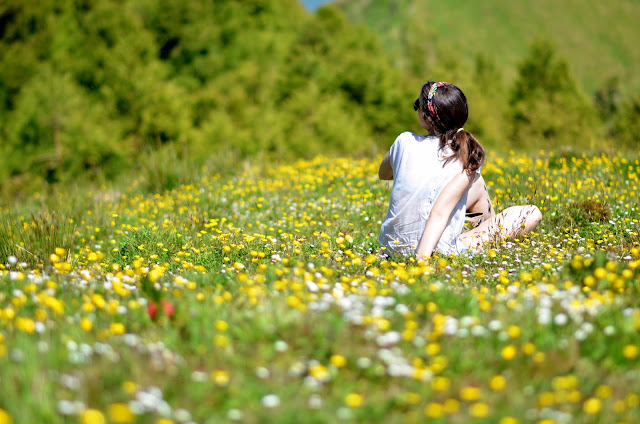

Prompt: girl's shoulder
[
  {"left": 394, "top": 131, "right": 436, "bottom": 148},
  {"left": 397, "top": 131, "right": 430, "bottom": 141}
]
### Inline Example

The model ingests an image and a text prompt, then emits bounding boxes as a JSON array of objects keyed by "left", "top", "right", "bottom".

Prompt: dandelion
[
  {"left": 469, "top": 402, "right": 490, "bottom": 418},
  {"left": 460, "top": 386, "right": 481, "bottom": 401},
  {"left": 506, "top": 325, "right": 521, "bottom": 338},
  {"left": 501, "top": 345, "right": 517, "bottom": 361},
  {"left": 122, "top": 381, "right": 137, "bottom": 394},
  {"left": 424, "top": 402, "right": 444, "bottom": 418},
  {"left": 80, "top": 317, "right": 93, "bottom": 332},
  {"left": 0, "top": 409, "right": 12, "bottom": 424},
  {"left": 108, "top": 403, "right": 134, "bottom": 424},
  {"left": 213, "top": 334, "right": 229, "bottom": 347},
  {"left": 211, "top": 370, "right": 230, "bottom": 386},
  {"left": 583, "top": 397, "right": 602, "bottom": 414},
  {"left": 215, "top": 320, "right": 229, "bottom": 331},
  {"left": 489, "top": 375, "right": 507, "bottom": 391},
  {"left": 345, "top": 393, "right": 363, "bottom": 408},
  {"left": 431, "top": 376, "right": 450, "bottom": 392},
  {"left": 330, "top": 354, "right": 347, "bottom": 368},
  {"left": 79, "top": 409, "right": 106, "bottom": 424},
  {"left": 622, "top": 344, "right": 638, "bottom": 360}
]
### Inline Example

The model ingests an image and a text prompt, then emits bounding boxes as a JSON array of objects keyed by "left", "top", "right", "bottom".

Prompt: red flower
[{"left": 147, "top": 300, "right": 174, "bottom": 320}]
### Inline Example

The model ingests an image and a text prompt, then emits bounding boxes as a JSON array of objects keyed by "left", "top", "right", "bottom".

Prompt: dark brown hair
[{"left": 419, "top": 81, "right": 485, "bottom": 173}]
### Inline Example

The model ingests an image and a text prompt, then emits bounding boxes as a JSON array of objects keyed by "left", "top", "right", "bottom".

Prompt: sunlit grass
[{"left": 0, "top": 151, "right": 639, "bottom": 423}]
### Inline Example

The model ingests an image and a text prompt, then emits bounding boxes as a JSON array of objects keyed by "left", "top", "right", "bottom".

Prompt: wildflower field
[{"left": 1, "top": 151, "right": 640, "bottom": 424}]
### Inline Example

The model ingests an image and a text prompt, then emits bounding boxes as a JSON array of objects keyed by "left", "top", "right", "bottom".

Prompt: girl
[{"left": 378, "top": 81, "right": 542, "bottom": 258}]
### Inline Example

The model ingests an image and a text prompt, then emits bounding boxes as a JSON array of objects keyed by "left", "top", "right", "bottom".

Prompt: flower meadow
[{"left": 1, "top": 151, "right": 640, "bottom": 424}]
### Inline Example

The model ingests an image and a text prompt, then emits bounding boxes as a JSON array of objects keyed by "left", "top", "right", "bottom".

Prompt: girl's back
[{"left": 379, "top": 131, "right": 468, "bottom": 256}]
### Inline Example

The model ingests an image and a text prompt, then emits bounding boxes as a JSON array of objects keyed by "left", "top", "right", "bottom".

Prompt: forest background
[{"left": 1, "top": 0, "right": 639, "bottom": 204}]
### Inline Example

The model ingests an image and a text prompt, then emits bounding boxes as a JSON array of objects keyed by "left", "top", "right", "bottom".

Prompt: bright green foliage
[
  {"left": 0, "top": 0, "right": 416, "bottom": 201},
  {"left": 612, "top": 94, "right": 640, "bottom": 149},
  {"left": 508, "top": 41, "right": 601, "bottom": 150}
]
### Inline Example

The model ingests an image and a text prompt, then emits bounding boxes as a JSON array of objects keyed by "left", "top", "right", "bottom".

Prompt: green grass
[
  {"left": 1, "top": 151, "right": 640, "bottom": 423},
  {"left": 337, "top": 0, "right": 640, "bottom": 95}
]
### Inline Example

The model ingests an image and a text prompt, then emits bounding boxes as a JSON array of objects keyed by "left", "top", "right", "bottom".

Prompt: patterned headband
[{"left": 426, "top": 82, "right": 450, "bottom": 123}]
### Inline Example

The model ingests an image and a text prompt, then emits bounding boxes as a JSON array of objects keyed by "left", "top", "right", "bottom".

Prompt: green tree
[
  {"left": 1, "top": 65, "right": 125, "bottom": 186},
  {"left": 508, "top": 40, "right": 601, "bottom": 150},
  {"left": 612, "top": 94, "right": 640, "bottom": 149}
]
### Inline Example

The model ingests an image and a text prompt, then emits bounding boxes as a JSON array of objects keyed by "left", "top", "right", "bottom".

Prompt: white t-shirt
[{"left": 379, "top": 131, "right": 476, "bottom": 256}]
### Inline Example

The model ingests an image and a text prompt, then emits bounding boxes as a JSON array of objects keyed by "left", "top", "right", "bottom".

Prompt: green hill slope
[{"left": 337, "top": 0, "right": 640, "bottom": 95}]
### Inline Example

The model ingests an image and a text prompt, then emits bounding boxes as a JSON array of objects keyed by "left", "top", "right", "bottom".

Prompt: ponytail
[
  {"left": 420, "top": 81, "right": 485, "bottom": 172},
  {"left": 439, "top": 129, "right": 485, "bottom": 174}
]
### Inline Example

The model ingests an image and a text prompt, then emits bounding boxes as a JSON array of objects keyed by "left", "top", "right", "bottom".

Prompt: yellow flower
[
  {"left": 499, "top": 417, "right": 519, "bottom": 424},
  {"left": 425, "top": 343, "right": 440, "bottom": 356},
  {"left": 211, "top": 370, "right": 230, "bottom": 386},
  {"left": 533, "top": 352, "right": 546, "bottom": 363},
  {"left": 459, "top": 386, "right": 481, "bottom": 401},
  {"left": 80, "top": 409, "right": 106, "bottom": 424},
  {"left": 522, "top": 342, "right": 536, "bottom": 355},
  {"left": 80, "top": 317, "right": 93, "bottom": 331},
  {"left": 424, "top": 402, "right": 443, "bottom": 418},
  {"left": 214, "top": 334, "right": 229, "bottom": 347},
  {"left": 431, "top": 376, "right": 450, "bottom": 392},
  {"left": 330, "top": 354, "right": 347, "bottom": 368},
  {"left": 622, "top": 344, "right": 638, "bottom": 360},
  {"left": 489, "top": 375, "right": 507, "bottom": 391},
  {"left": 501, "top": 345, "right": 517, "bottom": 361},
  {"left": 595, "top": 384, "right": 612, "bottom": 399},
  {"left": 122, "top": 381, "right": 137, "bottom": 394},
  {"left": 110, "top": 323, "right": 125, "bottom": 335},
  {"left": 108, "top": 403, "right": 134, "bottom": 424},
  {"left": 583, "top": 397, "right": 602, "bottom": 414},
  {"left": 0, "top": 409, "right": 12, "bottom": 424},
  {"left": 469, "top": 402, "right": 490, "bottom": 417},
  {"left": 15, "top": 317, "right": 35, "bottom": 334},
  {"left": 215, "top": 320, "right": 229, "bottom": 331},
  {"left": 538, "top": 392, "right": 555, "bottom": 407},
  {"left": 309, "top": 364, "right": 330, "bottom": 382},
  {"left": 345, "top": 393, "right": 363, "bottom": 408},
  {"left": 507, "top": 325, "right": 521, "bottom": 338},
  {"left": 442, "top": 398, "right": 460, "bottom": 414}
]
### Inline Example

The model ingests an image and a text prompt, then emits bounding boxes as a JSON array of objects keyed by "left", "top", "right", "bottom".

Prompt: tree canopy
[{"left": 0, "top": 0, "right": 631, "bottom": 202}]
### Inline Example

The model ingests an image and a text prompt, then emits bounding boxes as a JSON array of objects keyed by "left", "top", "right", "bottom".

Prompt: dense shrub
[
  {"left": 612, "top": 94, "right": 640, "bottom": 149},
  {"left": 0, "top": 1, "right": 628, "bottom": 203},
  {"left": 508, "top": 41, "right": 602, "bottom": 150}
]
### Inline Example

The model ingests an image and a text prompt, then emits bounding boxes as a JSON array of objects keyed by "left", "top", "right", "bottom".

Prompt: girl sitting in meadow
[{"left": 378, "top": 81, "right": 542, "bottom": 258}]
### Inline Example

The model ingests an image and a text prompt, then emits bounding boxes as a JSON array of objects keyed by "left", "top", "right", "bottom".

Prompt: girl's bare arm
[
  {"left": 416, "top": 171, "right": 473, "bottom": 258},
  {"left": 378, "top": 152, "right": 393, "bottom": 180}
]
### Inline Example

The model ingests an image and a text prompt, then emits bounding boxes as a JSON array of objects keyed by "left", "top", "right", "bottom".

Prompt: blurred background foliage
[{"left": 0, "top": 0, "right": 638, "bottom": 203}]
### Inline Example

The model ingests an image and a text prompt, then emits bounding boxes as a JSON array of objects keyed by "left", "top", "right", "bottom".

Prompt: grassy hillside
[{"left": 337, "top": 0, "right": 640, "bottom": 95}]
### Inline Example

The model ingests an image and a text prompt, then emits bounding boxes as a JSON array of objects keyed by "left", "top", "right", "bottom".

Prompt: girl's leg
[
  {"left": 460, "top": 205, "right": 542, "bottom": 250},
  {"left": 465, "top": 176, "right": 495, "bottom": 225}
]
